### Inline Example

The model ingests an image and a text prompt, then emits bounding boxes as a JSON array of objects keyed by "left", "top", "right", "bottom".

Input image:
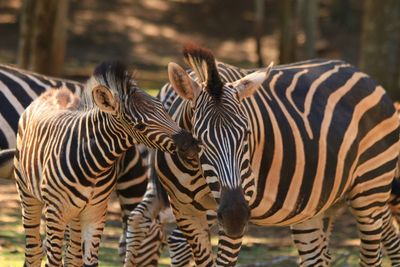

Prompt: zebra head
[
  {"left": 86, "top": 61, "right": 199, "bottom": 157},
  {"left": 168, "top": 44, "right": 272, "bottom": 237}
]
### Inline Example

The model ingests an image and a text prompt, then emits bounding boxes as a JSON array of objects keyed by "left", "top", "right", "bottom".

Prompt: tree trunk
[
  {"left": 18, "top": 0, "right": 69, "bottom": 76},
  {"left": 303, "top": 0, "right": 318, "bottom": 58},
  {"left": 254, "top": 0, "right": 265, "bottom": 67},
  {"left": 279, "top": 0, "right": 298, "bottom": 64},
  {"left": 360, "top": 0, "right": 400, "bottom": 100},
  {"left": 17, "top": 0, "right": 36, "bottom": 69}
]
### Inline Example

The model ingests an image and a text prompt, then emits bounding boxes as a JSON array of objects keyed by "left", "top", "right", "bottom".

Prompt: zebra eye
[{"left": 135, "top": 123, "right": 146, "bottom": 131}]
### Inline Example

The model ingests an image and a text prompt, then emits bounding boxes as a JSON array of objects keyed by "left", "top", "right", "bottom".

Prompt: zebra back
[{"left": 0, "top": 64, "right": 83, "bottom": 149}]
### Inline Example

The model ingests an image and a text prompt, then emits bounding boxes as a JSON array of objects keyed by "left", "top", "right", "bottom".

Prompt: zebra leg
[
  {"left": 116, "top": 189, "right": 129, "bottom": 260},
  {"left": 125, "top": 210, "right": 154, "bottom": 266},
  {"left": 348, "top": 193, "right": 391, "bottom": 266},
  {"left": 173, "top": 210, "right": 214, "bottom": 267},
  {"left": 44, "top": 205, "right": 67, "bottom": 267},
  {"left": 168, "top": 227, "right": 193, "bottom": 267},
  {"left": 290, "top": 213, "right": 333, "bottom": 267},
  {"left": 80, "top": 204, "right": 108, "bottom": 267},
  {"left": 168, "top": 212, "right": 216, "bottom": 267},
  {"left": 64, "top": 218, "right": 83, "bottom": 267},
  {"left": 125, "top": 205, "right": 164, "bottom": 266},
  {"left": 380, "top": 206, "right": 400, "bottom": 265},
  {"left": 125, "top": 219, "right": 163, "bottom": 267},
  {"left": 215, "top": 230, "right": 243, "bottom": 266},
  {"left": 21, "top": 198, "right": 44, "bottom": 267}
]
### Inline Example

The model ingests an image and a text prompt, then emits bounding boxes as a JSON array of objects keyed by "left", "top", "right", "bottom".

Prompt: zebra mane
[
  {"left": 183, "top": 43, "right": 224, "bottom": 101},
  {"left": 81, "top": 61, "right": 135, "bottom": 110}
]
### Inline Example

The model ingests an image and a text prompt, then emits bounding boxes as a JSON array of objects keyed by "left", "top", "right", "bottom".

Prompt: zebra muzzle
[
  {"left": 218, "top": 187, "right": 250, "bottom": 238},
  {"left": 172, "top": 130, "right": 201, "bottom": 160}
]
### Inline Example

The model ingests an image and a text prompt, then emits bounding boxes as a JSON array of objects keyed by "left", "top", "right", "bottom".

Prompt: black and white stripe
[
  {"left": 13, "top": 61, "right": 194, "bottom": 266},
  {"left": 128, "top": 45, "right": 400, "bottom": 267}
]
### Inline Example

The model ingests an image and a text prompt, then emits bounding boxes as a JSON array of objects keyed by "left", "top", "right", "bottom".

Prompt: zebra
[
  {"left": 13, "top": 61, "right": 198, "bottom": 267},
  {"left": 0, "top": 63, "right": 163, "bottom": 261},
  {"left": 127, "top": 100, "right": 400, "bottom": 267},
  {"left": 0, "top": 64, "right": 82, "bottom": 149},
  {"left": 127, "top": 44, "right": 400, "bottom": 267}
]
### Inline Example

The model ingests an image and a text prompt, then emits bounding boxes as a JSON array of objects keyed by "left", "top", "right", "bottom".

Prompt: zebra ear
[
  {"left": 168, "top": 62, "right": 201, "bottom": 103},
  {"left": 92, "top": 85, "right": 119, "bottom": 115},
  {"left": 233, "top": 62, "right": 273, "bottom": 101}
]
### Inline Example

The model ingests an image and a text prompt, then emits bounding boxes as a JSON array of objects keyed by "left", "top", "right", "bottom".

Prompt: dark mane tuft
[
  {"left": 183, "top": 43, "right": 224, "bottom": 100},
  {"left": 81, "top": 60, "right": 134, "bottom": 110},
  {"left": 93, "top": 61, "right": 130, "bottom": 90}
]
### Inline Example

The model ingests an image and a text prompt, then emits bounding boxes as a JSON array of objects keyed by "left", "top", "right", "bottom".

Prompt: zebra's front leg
[
  {"left": 44, "top": 205, "right": 67, "bottom": 267},
  {"left": 173, "top": 209, "right": 214, "bottom": 267},
  {"left": 168, "top": 227, "right": 193, "bottom": 267},
  {"left": 64, "top": 217, "right": 83, "bottom": 267},
  {"left": 20, "top": 198, "right": 44, "bottom": 267},
  {"left": 80, "top": 204, "right": 108, "bottom": 267},
  {"left": 215, "top": 230, "right": 243, "bottom": 266},
  {"left": 290, "top": 213, "right": 335, "bottom": 267}
]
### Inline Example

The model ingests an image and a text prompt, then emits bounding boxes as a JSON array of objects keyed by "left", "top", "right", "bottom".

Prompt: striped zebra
[
  {"left": 0, "top": 63, "right": 162, "bottom": 261},
  {"left": 128, "top": 44, "right": 400, "bottom": 266},
  {"left": 127, "top": 100, "right": 400, "bottom": 267},
  {"left": 13, "top": 61, "right": 198, "bottom": 266},
  {"left": 0, "top": 64, "right": 82, "bottom": 149}
]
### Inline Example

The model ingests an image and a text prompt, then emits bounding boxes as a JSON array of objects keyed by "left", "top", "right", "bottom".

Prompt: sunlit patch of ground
[{"left": 0, "top": 178, "right": 393, "bottom": 266}]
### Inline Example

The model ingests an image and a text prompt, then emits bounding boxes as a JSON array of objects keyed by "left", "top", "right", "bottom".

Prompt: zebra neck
[{"left": 79, "top": 109, "right": 132, "bottom": 169}]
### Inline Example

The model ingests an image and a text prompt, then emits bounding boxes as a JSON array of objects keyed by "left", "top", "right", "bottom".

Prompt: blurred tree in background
[
  {"left": 0, "top": 0, "right": 398, "bottom": 98},
  {"left": 359, "top": 0, "right": 400, "bottom": 99},
  {"left": 18, "top": 0, "right": 68, "bottom": 76}
]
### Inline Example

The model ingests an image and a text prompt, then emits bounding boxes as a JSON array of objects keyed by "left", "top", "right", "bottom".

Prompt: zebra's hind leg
[
  {"left": 129, "top": 219, "right": 163, "bottom": 267},
  {"left": 64, "top": 217, "right": 83, "bottom": 267},
  {"left": 380, "top": 205, "right": 400, "bottom": 265},
  {"left": 290, "top": 212, "right": 335, "bottom": 267},
  {"left": 348, "top": 191, "right": 392, "bottom": 267},
  {"left": 21, "top": 198, "right": 44, "bottom": 267}
]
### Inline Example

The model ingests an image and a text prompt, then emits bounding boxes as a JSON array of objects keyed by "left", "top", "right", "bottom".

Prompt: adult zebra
[
  {"left": 13, "top": 61, "right": 198, "bottom": 266},
  {"left": 132, "top": 44, "right": 400, "bottom": 266},
  {"left": 0, "top": 63, "right": 160, "bottom": 262},
  {"left": 127, "top": 98, "right": 400, "bottom": 267},
  {"left": 0, "top": 64, "right": 82, "bottom": 149}
]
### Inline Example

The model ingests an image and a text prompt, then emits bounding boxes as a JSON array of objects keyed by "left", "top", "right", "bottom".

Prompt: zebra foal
[
  {"left": 0, "top": 63, "right": 158, "bottom": 260},
  {"left": 128, "top": 44, "right": 400, "bottom": 267},
  {"left": 14, "top": 61, "right": 197, "bottom": 267}
]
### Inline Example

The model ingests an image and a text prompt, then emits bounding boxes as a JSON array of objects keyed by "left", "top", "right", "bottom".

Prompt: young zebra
[
  {"left": 0, "top": 63, "right": 162, "bottom": 261},
  {"left": 128, "top": 44, "right": 400, "bottom": 266},
  {"left": 13, "top": 61, "right": 197, "bottom": 267}
]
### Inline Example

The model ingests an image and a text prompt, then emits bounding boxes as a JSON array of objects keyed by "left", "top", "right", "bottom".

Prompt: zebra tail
[
  {"left": 150, "top": 151, "right": 170, "bottom": 210},
  {"left": 0, "top": 148, "right": 15, "bottom": 179}
]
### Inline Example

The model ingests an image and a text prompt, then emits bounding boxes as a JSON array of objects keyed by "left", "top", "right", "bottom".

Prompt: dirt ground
[{"left": 0, "top": 177, "right": 393, "bottom": 266}]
